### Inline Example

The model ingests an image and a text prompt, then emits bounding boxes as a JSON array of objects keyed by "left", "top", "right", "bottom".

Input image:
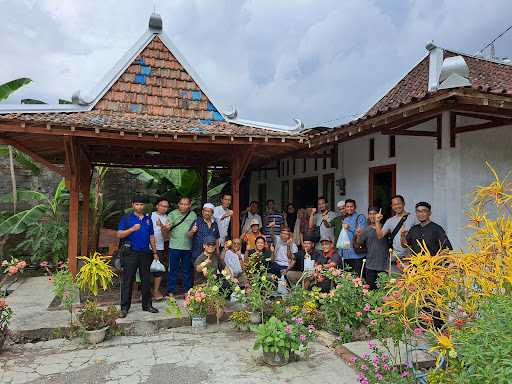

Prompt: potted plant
[
  {"left": 245, "top": 266, "right": 275, "bottom": 324},
  {"left": 229, "top": 310, "right": 250, "bottom": 331},
  {"left": 253, "top": 316, "right": 316, "bottom": 366},
  {"left": 184, "top": 285, "right": 208, "bottom": 328},
  {"left": 75, "top": 252, "right": 116, "bottom": 344},
  {"left": 0, "top": 257, "right": 27, "bottom": 352}
]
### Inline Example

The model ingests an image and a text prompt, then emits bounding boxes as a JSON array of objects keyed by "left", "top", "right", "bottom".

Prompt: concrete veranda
[{"left": 1, "top": 323, "right": 358, "bottom": 384}]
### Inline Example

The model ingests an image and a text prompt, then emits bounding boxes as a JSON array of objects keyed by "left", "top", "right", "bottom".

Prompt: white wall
[{"left": 249, "top": 117, "right": 512, "bottom": 249}]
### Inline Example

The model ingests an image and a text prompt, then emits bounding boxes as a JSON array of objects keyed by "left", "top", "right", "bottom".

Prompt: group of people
[{"left": 116, "top": 193, "right": 452, "bottom": 318}]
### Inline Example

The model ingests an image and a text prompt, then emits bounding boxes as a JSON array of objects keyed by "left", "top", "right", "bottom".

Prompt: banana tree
[
  {"left": 128, "top": 168, "right": 227, "bottom": 209},
  {"left": 0, "top": 78, "right": 36, "bottom": 214},
  {"left": 0, "top": 180, "right": 69, "bottom": 264}
]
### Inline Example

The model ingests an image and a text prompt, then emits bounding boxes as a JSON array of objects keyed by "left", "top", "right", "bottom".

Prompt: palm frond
[{"left": 0, "top": 78, "right": 32, "bottom": 100}]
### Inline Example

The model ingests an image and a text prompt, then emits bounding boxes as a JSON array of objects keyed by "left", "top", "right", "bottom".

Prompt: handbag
[
  {"left": 386, "top": 214, "right": 409, "bottom": 250},
  {"left": 353, "top": 214, "right": 367, "bottom": 255}
]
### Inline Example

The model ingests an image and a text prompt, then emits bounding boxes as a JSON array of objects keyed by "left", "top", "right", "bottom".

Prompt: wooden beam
[
  {"left": 0, "top": 137, "right": 65, "bottom": 176},
  {"left": 200, "top": 163, "right": 208, "bottom": 207},
  {"left": 64, "top": 137, "right": 80, "bottom": 275},
  {"left": 79, "top": 150, "right": 92, "bottom": 257},
  {"left": 450, "top": 111, "right": 457, "bottom": 148},
  {"left": 382, "top": 130, "right": 437, "bottom": 137},
  {"left": 454, "top": 120, "right": 511, "bottom": 134},
  {"left": 230, "top": 147, "right": 255, "bottom": 240}
]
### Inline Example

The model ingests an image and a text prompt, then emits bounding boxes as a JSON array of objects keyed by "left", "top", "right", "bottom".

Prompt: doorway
[
  {"left": 369, "top": 165, "right": 396, "bottom": 221},
  {"left": 322, "top": 173, "right": 335, "bottom": 211},
  {"left": 293, "top": 176, "right": 318, "bottom": 209}
]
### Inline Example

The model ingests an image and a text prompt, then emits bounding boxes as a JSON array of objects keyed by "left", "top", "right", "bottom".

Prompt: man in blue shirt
[
  {"left": 117, "top": 195, "right": 159, "bottom": 317},
  {"left": 339, "top": 199, "right": 367, "bottom": 277}
]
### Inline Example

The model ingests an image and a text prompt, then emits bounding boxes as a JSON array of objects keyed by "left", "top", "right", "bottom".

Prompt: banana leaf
[
  {"left": 0, "top": 204, "right": 47, "bottom": 235},
  {"left": 0, "top": 78, "right": 32, "bottom": 101}
]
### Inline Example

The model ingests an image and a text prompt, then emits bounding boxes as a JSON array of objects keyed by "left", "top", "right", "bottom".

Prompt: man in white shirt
[
  {"left": 269, "top": 225, "right": 298, "bottom": 278},
  {"left": 309, "top": 196, "right": 337, "bottom": 250},
  {"left": 150, "top": 198, "right": 170, "bottom": 300},
  {"left": 241, "top": 200, "right": 262, "bottom": 233},
  {"left": 214, "top": 194, "right": 232, "bottom": 249}
]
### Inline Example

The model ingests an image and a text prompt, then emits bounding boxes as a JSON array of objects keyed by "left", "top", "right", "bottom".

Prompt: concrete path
[{"left": 1, "top": 323, "right": 358, "bottom": 384}]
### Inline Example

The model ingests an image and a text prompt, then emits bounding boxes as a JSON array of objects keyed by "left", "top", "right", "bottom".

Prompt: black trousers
[
  {"left": 121, "top": 250, "right": 152, "bottom": 311},
  {"left": 344, "top": 258, "right": 364, "bottom": 277},
  {"left": 365, "top": 268, "right": 386, "bottom": 290}
]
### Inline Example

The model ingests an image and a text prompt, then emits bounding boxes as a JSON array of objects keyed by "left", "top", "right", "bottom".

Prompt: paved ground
[{"left": 1, "top": 324, "right": 358, "bottom": 384}]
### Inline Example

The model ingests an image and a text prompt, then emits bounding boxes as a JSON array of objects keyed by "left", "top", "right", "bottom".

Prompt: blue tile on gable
[
  {"left": 130, "top": 104, "right": 142, "bottom": 113},
  {"left": 212, "top": 111, "right": 224, "bottom": 121},
  {"left": 200, "top": 119, "right": 212, "bottom": 125},
  {"left": 207, "top": 101, "right": 217, "bottom": 112},
  {"left": 140, "top": 65, "right": 151, "bottom": 76},
  {"left": 134, "top": 57, "right": 145, "bottom": 65},
  {"left": 180, "top": 90, "right": 189, "bottom": 98},
  {"left": 135, "top": 74, "right": 146, "bottom": 84},
  {"left": 191, "top": 91, "right": 201, "bottom": 101}
]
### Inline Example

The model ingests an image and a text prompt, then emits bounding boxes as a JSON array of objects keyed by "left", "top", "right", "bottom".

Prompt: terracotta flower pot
[{"left": 84, "top": 326, "right": 109, "bottom": 344}]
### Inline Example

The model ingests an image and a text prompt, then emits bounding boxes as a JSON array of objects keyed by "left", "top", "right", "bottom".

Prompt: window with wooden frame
[
  {"left": 389, "top": 135, "right": 396, "bottom": 158},
  {"left": 369, "top": 138, "right": 375, "bottom": 161}
]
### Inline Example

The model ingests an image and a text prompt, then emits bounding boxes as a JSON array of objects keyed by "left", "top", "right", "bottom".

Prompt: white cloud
[{"left": 1, "top": 0, "right": 511, "bottom": 127}]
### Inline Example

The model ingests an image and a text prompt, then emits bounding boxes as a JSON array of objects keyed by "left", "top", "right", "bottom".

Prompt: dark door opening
[
  {"left": 293, "top": 176, "right": 318, "bottom": 209},
  {"left": 369, "top": 165, "right": 396, "bottom": 222}
]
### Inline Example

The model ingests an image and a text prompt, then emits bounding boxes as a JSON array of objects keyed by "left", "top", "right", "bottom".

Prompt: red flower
[{"left": 454, "top": 319, "right": 465, "bottom": 328}]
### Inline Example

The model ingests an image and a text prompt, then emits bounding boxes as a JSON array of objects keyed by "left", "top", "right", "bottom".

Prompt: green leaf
[
  {"left": 0, "top": 204, "right": 47, "bottom": 235},
  {"left": 0, "top": 78, "right": 32, "bottom": 101},
  {"left": 21, "top": 98, "right": 46, "bottom": 104},
  {"left": 0, "top": 190, "right": 48, "bottom": 203}
]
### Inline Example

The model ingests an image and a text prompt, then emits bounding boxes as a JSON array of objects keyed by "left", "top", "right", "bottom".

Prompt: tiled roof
[
  {"left": 0, "top": 111, "right": 297, "bottom": 137},
  {"left": 365, "top": 50, "right": 512, "bottom": 117},
  {"left": 94, "top": 36, "right": 225, "bottom": 122}
]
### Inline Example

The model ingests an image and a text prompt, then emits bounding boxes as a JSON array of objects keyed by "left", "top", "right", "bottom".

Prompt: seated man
[
  {"left": 287, "top": 233, "right": 321, "bottom": 286},
  {"left": 313, "top": 236, "right": 342, "bottom": 292},
  {"left": 269, "top": 225, "right": 298, "bottom": 279},
  {"left": 223, "top": 238, "right": 248, "bottom": 287},
  {"left": 194, "top": 236, "right": 226, "bottom": 286}
]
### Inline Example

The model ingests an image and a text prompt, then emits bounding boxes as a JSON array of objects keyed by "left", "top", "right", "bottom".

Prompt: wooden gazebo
[{"left": 0, "top": 14, "right": 307, "bottom": 274}]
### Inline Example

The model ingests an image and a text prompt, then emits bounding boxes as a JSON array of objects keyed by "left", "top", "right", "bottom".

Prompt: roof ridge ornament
[
  {"left": 71, "top": 90, "right": 88, "bottom": 106},
  {"left": 149, "top": 13, "right": 163, "bottom": 33},
  {"left": 223, "top": 106, "right": 238, "bottom": 119}
]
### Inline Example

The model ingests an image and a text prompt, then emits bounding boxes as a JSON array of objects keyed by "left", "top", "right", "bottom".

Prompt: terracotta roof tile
[
  {"left": 0, "top": 111, "right": 300, "bottom": 138},
  {"left": 365, "top": 50, "right": 512, "bottom": 117}
]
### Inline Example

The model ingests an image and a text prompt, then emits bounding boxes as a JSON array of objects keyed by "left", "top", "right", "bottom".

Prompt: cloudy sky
[{"left": 1, "top": 0, "right": 512, "bottom": 127}]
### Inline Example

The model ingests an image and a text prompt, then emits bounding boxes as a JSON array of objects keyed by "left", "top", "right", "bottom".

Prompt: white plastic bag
[
  {"left": 304, "top": 257, "right": 315, "bottom": 272},
  {"left": 336, "top": 228, "right": 351, "bottom": 250},
  {"left": 277, "top": 275, "right": 289, "bottom": 295},
  {"left": 150, "top": 259, "right": 165, "bottom": 273}
]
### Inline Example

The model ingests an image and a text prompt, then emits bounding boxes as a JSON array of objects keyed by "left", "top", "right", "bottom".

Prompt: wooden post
[
  {"left": 64, "top": 138, "right": 80, "bottom": 276},
  {"left": 231, "top": 146, "right": 255, "bottom": 239},
  {"left": 79, "top": 157, "right": 92, "bottom": 257},
  {"left": 201, "top": 163, "right": 208, "bottom": 206}
]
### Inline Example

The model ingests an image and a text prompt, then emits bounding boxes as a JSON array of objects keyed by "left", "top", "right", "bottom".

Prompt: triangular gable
[{"left": 94, "top": 35, "right": 224, "bottom": 122}]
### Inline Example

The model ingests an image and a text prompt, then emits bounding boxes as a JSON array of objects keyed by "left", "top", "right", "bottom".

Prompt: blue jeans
[{"left": 168, "top": 248, "right": 192, "bottom": 293}]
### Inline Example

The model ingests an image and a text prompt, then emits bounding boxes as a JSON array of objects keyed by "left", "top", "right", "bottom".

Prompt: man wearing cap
[
  {"left": 330, "top": 200, "right": 346, "bottom": 242},
  {"left": 188, "top": 203, "right": 220, "bottom": 264},
  {"left": 117, "top": 195, "right": 159, "bottom": 317},
  {"left": 242, "top": 219, "right": 263, "bottom": 255},
  {"left": 401, "top": 202, "right": 452, "bottom": 256},
  {"left": 194, "top": 236, "right": 226, "bottom": 286},
  {"left": 287, "top": 232, "right": 321, "bottom": 286},
  {"left": 314, "top": 236, "right": 343, "bottom": 292}
]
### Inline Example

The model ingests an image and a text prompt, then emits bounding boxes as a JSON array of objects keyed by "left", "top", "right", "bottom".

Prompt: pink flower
[
  {"left": 383, "top": 363, "right": 391, "bottom": 371},
  {"left": 360, "top": 364, "right": 368, "bottom": 371},
  {"left": 350, "top": 356, "right": 358, "bottom": 363},
  {"left": 372, "top": 356, "right": 379, "bottom": 365},
  {"left": 284, "top": 325, "right": 292, "bottom": 334},
  {"left": 368, "top": 341, "right": 376, "bottom": 349},
  {"left": 362, "top": 289, "right": 369, "bottom": 295},
  {"left": 294, "top": 317, "right": 304, "bottom": 325},
  {"left": 0, "top": 298, "right": 6, "bottom": 308},
  {"left": 308, "top": 324, "right": 316, "bottom": 332},
  {"left": 299, "top": 334, "right": 306, "bottom": 342},
  {"left": 401, "top": 371, "right": 410, "bottom": 378},
  {"left": 363, "top": 304, "right": 371, "bottom": 312},
  {"left": 382, "top": 354, "right": 389, "bottom": 361},
  {"left": 370, "top": 320, "right": 377, "bottom": 326},
  {"left": 414, "top": 327, "right": 425, "bottom": 336},
  {"left": 1, "top": 260, "right": 8, "bottom": 267},
  {"left": 375, "top": 373, "right": 383, "bottom": 380},
  {"left": 362, "top": 353, "right": 370, "bottom": 359},
  {"left": 355, "top": 311, "right": 363, "bottom": 318},
  {"left": 362, "top": 284, "right": 370, "bottom": 289},
  {"left": 374, "top": 307, "right": 383, "bottom": 315},
  {"left": 8, "top": 266, "right": 18, "bottom": 275},
  {"left": 16, "top": 260, "right": 27, "bottom": 269},
  {"left": 39, "top": 261, "right": 49, "bottom": 268}
]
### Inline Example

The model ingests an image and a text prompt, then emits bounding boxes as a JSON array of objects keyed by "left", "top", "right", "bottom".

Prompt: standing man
[
  {"left": 150, "top": 198, "right": 170, "bottom": 301},
  {"left": 339, "top": 199, "right": 366, "bottom": 276},
  {"left": 330, "top": 200, "right": 346, "bottom": 245},
  {"left": 309, "top": 196, "right": 336, "bottom": 250},
  {"left": 167, "top": 197, "right": 197, "bottom": 296},
  {"left": 402, "top": 202, "right": 452, "bottom": 256},
  {"left": 375, "top": 195, "right": 416, "bottom": 260},
  {"left": 117, "top": 196, "right": 159, "bottom": 318},
  {"left": 241, "top": 201, "right": 262, "bottom": 233},
  {"left": 262, "top": 199, "right": 284, "bottom": 245},
  {"left": 189, "top": 203, "right": 220, "bottom": 264},
  {"left": 214, "top": 194, "right": 232, "bottom": 250}
]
